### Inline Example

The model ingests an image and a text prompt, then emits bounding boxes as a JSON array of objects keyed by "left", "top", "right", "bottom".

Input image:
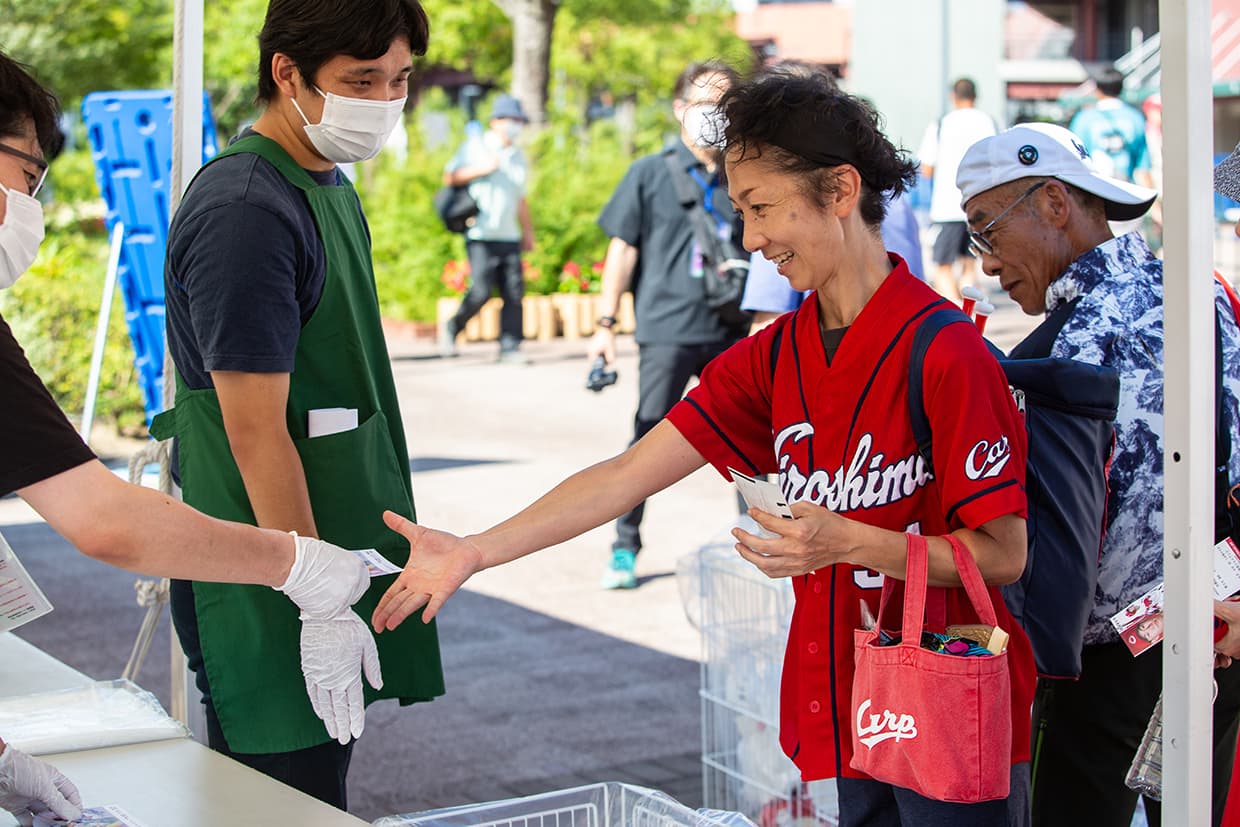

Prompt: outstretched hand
[{"left": 371, "top": 511, "right": 484, "bottom": 632}]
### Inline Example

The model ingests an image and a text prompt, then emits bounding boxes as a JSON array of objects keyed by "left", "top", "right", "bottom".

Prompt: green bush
[
  {"left": 0, "top": 224, "right": 147, "bottom": 433},
  {"left": 358, "top": 99, "right": 669, "bottom": 316}
]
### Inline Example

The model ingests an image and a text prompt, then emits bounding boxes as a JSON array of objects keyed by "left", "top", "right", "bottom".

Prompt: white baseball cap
[{"left": 957, "top": 122, "right": 1157, "bottom": 221}]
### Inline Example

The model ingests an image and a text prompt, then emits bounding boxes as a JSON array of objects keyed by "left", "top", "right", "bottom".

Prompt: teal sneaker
[{"left": 601, "top": 548, "right": 638, "bottom": 590}]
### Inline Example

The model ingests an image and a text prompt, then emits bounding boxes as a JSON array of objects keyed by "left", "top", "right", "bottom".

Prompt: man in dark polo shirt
[{"left": 587, "top": 60, "right": 746, "bottom": 590}]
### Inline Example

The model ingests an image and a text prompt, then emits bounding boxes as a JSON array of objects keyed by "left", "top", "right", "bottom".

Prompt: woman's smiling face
[{"left": 726, "top": 148, "right": 839, "bottom": 294}]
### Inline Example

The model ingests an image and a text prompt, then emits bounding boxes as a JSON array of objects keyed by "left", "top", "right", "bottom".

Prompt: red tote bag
[{"left": 849, "top": 533, "right": 1012, "bottom": 803}]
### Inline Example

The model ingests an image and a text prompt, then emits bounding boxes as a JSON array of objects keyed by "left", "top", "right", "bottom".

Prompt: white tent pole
[
  {"left": 166, "top": 0, "right": 204, "bottom": 729},
  {"left": 79, "top": 221, "right": 124, "bottom": 445},
  {"left": 1159, "top": 0, "right": 1215, "bottom": 821}
]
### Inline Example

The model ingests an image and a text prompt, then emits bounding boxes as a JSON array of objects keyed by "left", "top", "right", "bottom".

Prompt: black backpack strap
[
  {"left": 662, "top": 149, "right": 726, "bottom": 267},
  {"left": 1009, "top": 295, "right": 1083, "bottom": 359},
  {"left": 907, "top": 308, "right": 974, "bottom": 476}
]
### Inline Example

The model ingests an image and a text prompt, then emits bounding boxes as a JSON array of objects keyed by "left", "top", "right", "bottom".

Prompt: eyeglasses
[
  {"left": 967, "top": 180, "right": 1046, "bottom": 258},
  {"left": 0, "top": 142, "right": 49, "bottom": 198}
]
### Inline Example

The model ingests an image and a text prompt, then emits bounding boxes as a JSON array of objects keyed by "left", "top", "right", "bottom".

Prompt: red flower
[{"left": 440, "top": 259, "right": 470, "bottom": 295}]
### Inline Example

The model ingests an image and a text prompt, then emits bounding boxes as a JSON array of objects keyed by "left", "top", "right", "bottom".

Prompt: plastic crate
[
  {"left": 373, "top": 781, "right": 753, "bottom": 827},
  {"left": 81, "top": 89, "right": 218, "bottom": 424},
  {"left": 691, "top": 543, "right": 838, "bottom": 826}
]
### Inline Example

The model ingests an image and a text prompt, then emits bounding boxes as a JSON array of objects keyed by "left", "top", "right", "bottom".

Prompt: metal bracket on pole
[{"left": 79, "top": 221, "right": 125, "bottom": 446}]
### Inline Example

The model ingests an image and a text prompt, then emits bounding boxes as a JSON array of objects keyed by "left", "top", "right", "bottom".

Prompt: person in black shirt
[
  {"left": 0, "top": 50, "right": 410, "bottom": 825},
  {"left": 587, "top": 60, "right": 747, "bottom": 589}
]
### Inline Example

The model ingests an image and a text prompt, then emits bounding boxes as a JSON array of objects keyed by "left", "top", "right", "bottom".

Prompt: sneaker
[
  {"left": 438, "top": 321, "right": 459, "bottom": 358},
  {"left": 497, "top": 349, "right": 532, "bottom": 365},
  {"left": 601, "top": 548, "right": 638, "bottom": 590}
]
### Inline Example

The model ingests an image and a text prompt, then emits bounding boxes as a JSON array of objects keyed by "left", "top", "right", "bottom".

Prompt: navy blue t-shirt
[{"left": 164, "top": 131, "right": 349, "bottom": 391}]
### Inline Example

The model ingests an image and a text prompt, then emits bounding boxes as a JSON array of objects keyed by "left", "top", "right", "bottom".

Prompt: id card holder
[{"left": 0, "top": 530, "right": 53, "bottom": 633}]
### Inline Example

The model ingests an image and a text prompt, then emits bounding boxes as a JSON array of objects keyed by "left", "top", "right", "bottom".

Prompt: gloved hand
[
  {"left": 301, "top": 614, "right": 383, "bottom": 744},
  {"left": 0, "top": 744, "right": 82, "bottom": 826},
  {"left": 274, "top": 533, "right": 370, "bottom": 619}
]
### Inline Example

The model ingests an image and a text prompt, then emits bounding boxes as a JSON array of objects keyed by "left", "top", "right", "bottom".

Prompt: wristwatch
[{"left": 597, "top": 315, "right": 618, "bottom": 330}]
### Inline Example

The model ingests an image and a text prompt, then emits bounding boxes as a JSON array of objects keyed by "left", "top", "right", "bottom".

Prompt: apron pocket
[{"left": 294, "top": 409, "right": 412, "bottom": 559}]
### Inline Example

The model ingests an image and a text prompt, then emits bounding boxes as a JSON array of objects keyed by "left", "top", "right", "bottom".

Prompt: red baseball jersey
[{"left": 667, "top": 261, "right": 1036, "bottom": 782}]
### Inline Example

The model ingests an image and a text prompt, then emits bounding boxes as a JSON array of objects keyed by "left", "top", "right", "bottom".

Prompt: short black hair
[
  {"left": 0, "top": 51, "right": 63, "bottom": 159},
  {"left": 256, "top": 0, "right": 430, "bottom": 103},
  {"left": 952, "top": 77, "right": 977, "bottom": 102},
  {"left": 720, "top": 73, "right": 918, "bottom": 228},
  {"left": 673, "top": 60, "right": 739, "bottom": 101},
  {"left": 1095, "top": 66, "right": 1125, "bottom": 98}
]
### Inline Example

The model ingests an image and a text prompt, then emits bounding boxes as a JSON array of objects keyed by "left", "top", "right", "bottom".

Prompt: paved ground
[{"left": 0, "top": 284, "right": 1038, "bottom": 823}]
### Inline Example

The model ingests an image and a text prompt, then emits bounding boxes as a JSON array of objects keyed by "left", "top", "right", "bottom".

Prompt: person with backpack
[
  {"left": 586, "top": 60, "right": 749, "bottom": 590},
  {"left": 958, "top": 123, "right": 1240, "bottom": 827},
  {"left": 438, "top": 93, "right": 536, "bottom": 363},
  {"left": 373, "top": 71, "right": 1038, "bottom": 826}
]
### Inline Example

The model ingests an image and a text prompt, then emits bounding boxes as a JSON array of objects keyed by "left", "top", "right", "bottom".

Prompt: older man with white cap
[{"left": 958, "top": 122, "right": 1240, "bottom": 827}]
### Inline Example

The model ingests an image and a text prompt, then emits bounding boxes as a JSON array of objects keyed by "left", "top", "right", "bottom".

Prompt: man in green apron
[{"left": 153, "top": 0, "right": 443, "bottom": 809}]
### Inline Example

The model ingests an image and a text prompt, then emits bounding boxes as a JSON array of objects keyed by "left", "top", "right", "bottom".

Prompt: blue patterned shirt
[{"left": 1045, "top": 232, "right": 1240, "bottom": 644}]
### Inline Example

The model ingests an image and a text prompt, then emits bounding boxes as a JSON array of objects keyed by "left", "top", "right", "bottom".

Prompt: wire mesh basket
[
  {"left": 688, "top": 542, "right": 839, "bottom": 826},
  {"left": 373, "top": 781, "right": 755, "bottom": 827}
]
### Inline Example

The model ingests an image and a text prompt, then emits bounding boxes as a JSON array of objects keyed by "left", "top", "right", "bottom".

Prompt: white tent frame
[{"left": 1160, "top": 0, "right": 1215, "bottom": 821}]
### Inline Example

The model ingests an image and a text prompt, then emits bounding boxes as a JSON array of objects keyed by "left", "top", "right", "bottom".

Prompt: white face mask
[
  {"left": 682, "top": 103, "right": 726, "bottom": 148},
  {"left": 0, "top": 183, "right": 45, "bottom": 289},
  {"left": 291, "top": 87, "right": 406, "bottom": 164}
]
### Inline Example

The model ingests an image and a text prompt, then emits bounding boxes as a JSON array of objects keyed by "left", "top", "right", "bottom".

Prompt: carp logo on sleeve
[{"left": 964, "top": 435, "right": 1012, "bottom": 481}]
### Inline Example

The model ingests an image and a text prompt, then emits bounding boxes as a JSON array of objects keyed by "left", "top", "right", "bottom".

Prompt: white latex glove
[
  {"left": 274, "top": 533, "right": 370, "bottom": 619},
  {"left": 300, "top": 614, "right": 383, "bottom": 744},
  {"left": 0, "top": 744, "right": 82, "bottom": 826}
]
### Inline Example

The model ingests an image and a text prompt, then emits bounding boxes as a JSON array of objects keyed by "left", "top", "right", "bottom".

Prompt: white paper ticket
[
  {"left": 351, "top": 547, "right": 402, "bottom": 577},
  {"left": 0, "top": 531, "right": 53, "bottom": 634},
  {"left": 1215, "top": 537, "right": 1240, "bottom": 600},
  {"left": 728, "top": 468, "right": 794, "bottom": 519}
]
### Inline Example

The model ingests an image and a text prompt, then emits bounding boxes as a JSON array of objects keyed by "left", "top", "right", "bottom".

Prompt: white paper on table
[
  {"left": 0, "top": 530, "right": 53, "bottom": 634},
  {"left": 352, "top": 548, "right": 402, "bottom": 577},
  {"left": 307, "top": 407, "right": 358, "bottom": 438},
  {"left": 0, "top": 679, "right": 187, "bottom": 756},
  {"left": 34, "top": 804, "right": 149, "bottom": 827}
]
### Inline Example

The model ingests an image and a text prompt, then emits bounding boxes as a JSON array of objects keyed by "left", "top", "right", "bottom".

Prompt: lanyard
[{"left": 687, "top": 166, "right": 725, "bottom": 227}]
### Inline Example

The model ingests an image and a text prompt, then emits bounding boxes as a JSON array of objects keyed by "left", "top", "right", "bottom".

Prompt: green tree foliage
[
  {"left": 0, "top": 0, "right": 173, "bottom": 109},
  {"left": 0, "top": 0, "right": 749, "bottom": 430}
]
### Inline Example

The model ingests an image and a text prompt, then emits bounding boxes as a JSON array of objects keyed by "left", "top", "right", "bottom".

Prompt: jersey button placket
[{"left": 809, "top": 700, "right": 821, "bottom": 714}]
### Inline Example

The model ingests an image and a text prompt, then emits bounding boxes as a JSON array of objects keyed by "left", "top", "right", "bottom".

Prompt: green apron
[{"left": 150, "top": 135, "right": 444, "bottom": 754}]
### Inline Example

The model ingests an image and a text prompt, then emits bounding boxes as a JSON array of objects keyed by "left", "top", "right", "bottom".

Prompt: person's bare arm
[
  {"left": 586, "top": 237, "right": 639, "bottom": 364},
  {"left": 736, "top": 508, "right": 1026, "bottom": 587},
  {"left": 18, "top": 460, "right": 295, "bottom": 585},
  {"left": 443, "top": 157, "right": 499, "bottom": 187},
  {"left": 212, "top": 371, "right": 317, "bottom": 537},
  {"left": 373, "top": 420, "right": 707, "bottom": 629}
]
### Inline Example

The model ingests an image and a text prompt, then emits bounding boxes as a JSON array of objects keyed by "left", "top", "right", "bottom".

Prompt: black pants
[
  {"left": 613, "top": 340, "right": 738, "bottom": 554},
  {"left": 837, "top": 763, "right": 1030, "bottom": 827},
  {"left": 1030, "top": 641, "right": 1240, "bottom": 827},
  {"left": 451, "top": 239, "right": 524, "bottom": 352},
  {"left": 170, "top": 579, "right": 354, "bottom": 809}
]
